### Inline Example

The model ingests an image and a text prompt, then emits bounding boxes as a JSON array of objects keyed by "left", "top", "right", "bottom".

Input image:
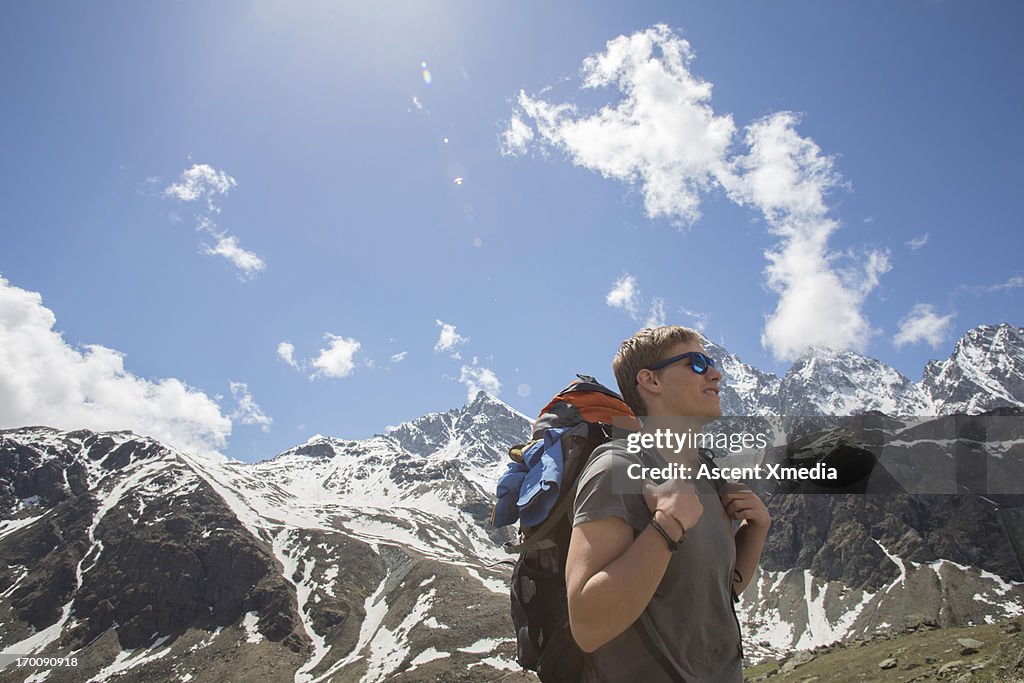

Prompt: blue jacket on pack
[{"left": 492, "top": 427, "right": 569, "bottom": 528}]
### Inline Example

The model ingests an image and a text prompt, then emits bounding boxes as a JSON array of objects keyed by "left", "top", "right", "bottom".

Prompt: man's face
[{"left": 644, "top": 340, "right": 723, "bottom": 420}]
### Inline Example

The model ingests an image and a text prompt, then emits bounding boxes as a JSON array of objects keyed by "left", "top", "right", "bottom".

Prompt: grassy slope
[{"left": 744, "top": 618, "right": 1024, "bottom": 682}]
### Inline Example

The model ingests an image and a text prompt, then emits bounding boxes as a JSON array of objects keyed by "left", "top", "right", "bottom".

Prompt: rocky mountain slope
[
  {"left": 0, "top": 395, "right": 535, "bottom": 682},
  {"left": 1, "top": 323, "right": 1023, "bottom": 681},
  {"left": 923, "top": 324, "right": 1024, "bottom": 416}
]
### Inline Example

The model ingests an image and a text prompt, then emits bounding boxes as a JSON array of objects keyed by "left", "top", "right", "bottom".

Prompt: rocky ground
[{"left": 744, "top": 618, "right": 1024, "bottom": 682}]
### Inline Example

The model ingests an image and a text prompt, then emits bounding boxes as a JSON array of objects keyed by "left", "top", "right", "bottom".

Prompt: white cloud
[
  {"left": 434, "top": 319, "right": 468, "bottom": 353},
  {"left": 459, "top": 362, "right": 501, "bottom": 402},
  {"left": 734, "top": 113, "right": 891, "bottom": 359},
  {"left": 229, "top": 382, "right": 272, "bottom": 432},
  {"left": 277, "top": 341, "right": 299, "bottom": 369},
  {"left": 606, "top": 274, "right": 640, "bottom": 317},
  {"left": 509, "top": 25, "right": 889, "bottom": 361},
  {"left": 411, "top": 96, "right": 424, "bottom": 110},
  {"left": 955, "top": 274, "right": 1024, "bottom": 297},
  {"left": 500, "top": 115, "right": 535, "bottom": 156},
  {"left": 679, "top": 307, "right": 709, "bottom": 332},
  {"left": 606, "top": 274, "right": 676, "bottom": 330},
  {"left": 606, "top": 276, "right": 680, "bottom": 330},
  {"left": 855, "top": 250, "right": 892, "bottom": 296},
  {"left": 906, "top": 233, "right": 929, "bottom": 251},
  {"left": 201, "top": 235, "right": 266, "bottom": 280},
  {"left": 645, "top": 297, "right": 666, "bottom": 327},
  {"left": 164, "top": 163, "right": 236, "bottom": 208},
  {"left": 729, "top": 113, "right": 839, "bottom": 222},
  {"left": 505, "top": 24, "right": 735, "bottom": 227},
  {"left": 160, "top": 163, "right": 265, "bottom": 281},
  {"left": 0, "top": 275, "right": 231, "bottom": 457},
  {"left": 311, "top": 334, "right": 361, "bottom": 379},
  {"left": 893, "top": 304, "right": 955, "bottom": 349},
  {"left": 390, "top": 351, "right": 408, "bottom": 363},
  {"left": 989, "top": 275, "right": 1024, "bottom": 292}
]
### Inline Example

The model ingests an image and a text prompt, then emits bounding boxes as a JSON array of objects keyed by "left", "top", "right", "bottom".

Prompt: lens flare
[
  {"left": 453, "top": 177, "right": 464, "bottom": 185},
  {"left": 420, "top": 61, "right": 432, "bottom": 85}
]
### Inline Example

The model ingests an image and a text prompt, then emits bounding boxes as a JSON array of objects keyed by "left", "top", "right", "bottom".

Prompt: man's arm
[
  {"left": 719, "top": 484, "right": 771, "bottom": 595},
  {"left": 566, "top": 481, "right": 703, "bottom": 653},
  {"left": 566, "top": 513, "right": 674, "bottom": 652}
]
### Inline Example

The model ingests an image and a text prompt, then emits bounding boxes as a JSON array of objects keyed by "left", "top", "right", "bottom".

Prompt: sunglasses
[{"left": 644, "top": 351, "right": 718, "bottom": 375}]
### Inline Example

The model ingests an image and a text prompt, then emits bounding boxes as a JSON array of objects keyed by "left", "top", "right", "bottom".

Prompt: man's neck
[
  {"left": 638, "top": 413, "right": 712, "bottom": 466},
  {"left": 639, "top": 423, "right": 702, "bottom": 467}
]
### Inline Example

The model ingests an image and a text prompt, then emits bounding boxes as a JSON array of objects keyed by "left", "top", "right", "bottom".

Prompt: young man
[{"left": 566, "top": 326, "right": 770, "bottom": 682}]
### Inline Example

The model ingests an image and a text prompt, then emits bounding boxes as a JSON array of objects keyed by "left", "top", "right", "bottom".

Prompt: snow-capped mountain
[
  {"left": 778, "top": 347, "right": 933, "bottom": 416},
  {"left": 2, "top": 323, "right": 1023, "bottom": 681},
  {"left": 923, "top": 323, "right": 1024, "bottom": 415},
  {"left": 0, "top": 396, "right": 537, "bottom": 683},
  {"left": 713, "top": 324, "right": 1024, "bottom": 418},
  {"left": 704, "top": 340, "right": 782, "bottom": 417}
]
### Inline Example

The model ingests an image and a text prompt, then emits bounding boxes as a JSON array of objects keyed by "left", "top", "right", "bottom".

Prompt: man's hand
[
  {"left": 718, "top": 483, "right": 770, "bottom": 532},
  {"left": 642, "top": 478, "right": 704, "bottom": 536},
  {"left": 723, "top": 483, "right": 771, "bottom": 596}
]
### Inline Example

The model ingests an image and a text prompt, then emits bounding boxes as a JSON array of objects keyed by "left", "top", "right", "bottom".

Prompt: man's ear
[{"left": 636, "top": 368, "right": 659, "bottom": 394}]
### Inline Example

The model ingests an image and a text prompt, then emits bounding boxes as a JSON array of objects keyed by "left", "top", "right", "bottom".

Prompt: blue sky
[{"left": 1, "top": 1, "right": 1021, "bottom": 462}]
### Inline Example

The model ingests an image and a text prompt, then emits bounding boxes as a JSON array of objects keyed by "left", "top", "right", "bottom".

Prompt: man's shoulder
[
  {"left": 590, "top": 436, "right": 639, "bottom": 459},
  {"left": 583, "top": 438, "right": 649, "bottom": 474},
  {"left": 573, "top": 437, "right": 651, "bottom": 529}
]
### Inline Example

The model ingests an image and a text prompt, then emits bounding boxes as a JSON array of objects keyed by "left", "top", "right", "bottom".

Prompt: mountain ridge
[{"left": 2, "top": 322, "right": 1023, "bottom": 681}]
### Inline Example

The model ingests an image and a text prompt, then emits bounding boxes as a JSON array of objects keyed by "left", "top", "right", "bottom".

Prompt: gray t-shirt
[{"left": 572, "top": 440, "right": 743, "bottom": 682}]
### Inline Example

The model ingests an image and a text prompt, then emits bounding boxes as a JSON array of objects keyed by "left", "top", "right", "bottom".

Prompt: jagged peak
[
  {"left": 792, "top": 345, "right": 873, "bottom": 363},
  {"left": 925, "top": 322, "right": 1023, "bottom": 377},
  {"left": 787, "top": 346, "right": 916, "bottom": 380},
  {"left": 272, "top": 434, "right": 350, "bottom": 460},
  {"left": 463, "top": 390, "right": 533, "bottom": 423},
  {"left": 466, "top": 390, "right": 508, "bottom": 412},
  {"left": 956, "top": 322, "right": 1022, "bottom": 347}
]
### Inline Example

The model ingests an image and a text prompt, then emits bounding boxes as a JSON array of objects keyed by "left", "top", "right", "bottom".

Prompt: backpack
[{"left": 492, "top": 374, "right": 641, "bottom": 682}]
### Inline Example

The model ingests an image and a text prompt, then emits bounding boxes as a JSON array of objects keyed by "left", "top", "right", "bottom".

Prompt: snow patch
[
  {"left": 407, "top": 647, "right": 449, "bottom": 670},
  {"left": 473, "top": 656, "right": 520, "bottom": 672},
  {"left": 461, "top": 567, "right": 506, "bottom": 595},
  {"left": 458, "top": 638, "right": 505, "bottom": 654},
  {"left": 423, "top": 616, "right": 448, "bottom": 629},
  {"left": 242, "top": 612, "right": 263, "bottom": 644},
  {"left": 795, "top": 570, "right": 874, "bottom": 650},
  {"left": 87, "top": 635, "right": 172, "bottom": 682}
]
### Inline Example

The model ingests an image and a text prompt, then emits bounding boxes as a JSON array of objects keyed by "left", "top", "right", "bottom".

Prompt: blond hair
[{"left": 613, "top": 325, "right": 705, "bottom": 415}]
